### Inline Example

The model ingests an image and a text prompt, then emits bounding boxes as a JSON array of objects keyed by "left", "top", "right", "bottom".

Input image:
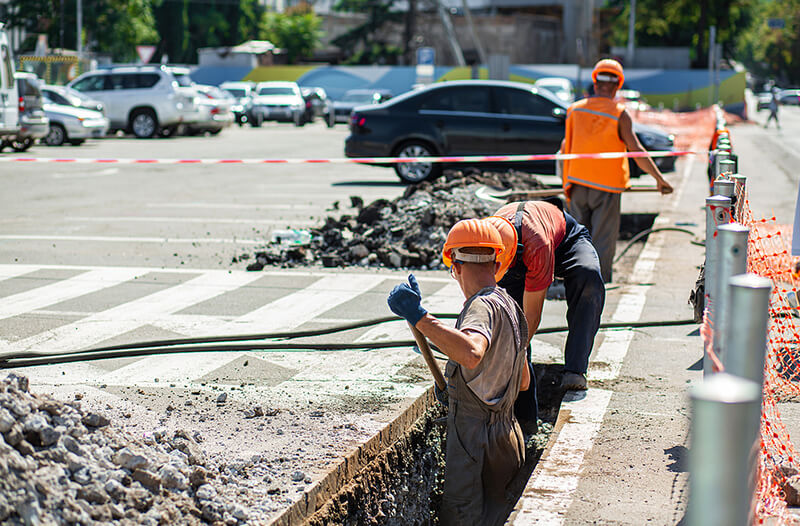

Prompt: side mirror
[{"left": 552, "top": 107, "right": 567, "bottom": 119}]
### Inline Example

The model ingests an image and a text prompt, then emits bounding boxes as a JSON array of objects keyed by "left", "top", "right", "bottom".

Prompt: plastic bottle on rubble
[{"left": 270, "top": 229, "right": 312, "bottom": 246}]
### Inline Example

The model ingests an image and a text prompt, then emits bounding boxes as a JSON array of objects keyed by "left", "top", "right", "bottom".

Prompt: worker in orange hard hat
[
  {"left": 488, "top": 199, "right": 605, "bottom": 394},
  {"left": 387, "top": 218, "right": 529, "bottom": 526},
  {"left": 562, "top": 58, "right": 673, "bottom": 283}
]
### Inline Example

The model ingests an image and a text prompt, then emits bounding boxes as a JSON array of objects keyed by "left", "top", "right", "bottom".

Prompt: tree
[
  {"left": 0, "top": 0, "right": 158, "bottom": 61},
  {"left": 332, "top": 0, "right": 403, "bottom": 64},
  {"left": 604, "top": 0, "right": 757, "bottom": 68},
  {"left": 260, "top": 3, "right": 322, "bottom": 64},
  {"left": 735, "top": 0, "right": 800, "bottom": 86}
]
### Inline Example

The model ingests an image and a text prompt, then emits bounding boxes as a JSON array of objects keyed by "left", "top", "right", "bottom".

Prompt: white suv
[
  {"left": 67, "top": 66, "right": 196, "bottom": 138},
  {"left": 252, "top": 81, "right": 305, "bottom": 126}
]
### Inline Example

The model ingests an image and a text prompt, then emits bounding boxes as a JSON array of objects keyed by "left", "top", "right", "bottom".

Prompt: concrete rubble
[
  {"left": 0, "top": 373, "right": 259, "bottom": 525},
  {"left": 241, "top": 168, "right": 546, "bottom": 271}
]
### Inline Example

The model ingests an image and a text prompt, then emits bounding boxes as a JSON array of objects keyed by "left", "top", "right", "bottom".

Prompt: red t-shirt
[{"left": 494, "top": 201, "right": 566, "bottom": 292}]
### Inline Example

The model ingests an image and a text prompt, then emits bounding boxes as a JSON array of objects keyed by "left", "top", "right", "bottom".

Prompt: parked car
[
  {"left": 0, "top": 24, "right": 19, "bottom": 139},
  {"left": 220, "top": 81, "right": 262, "bottom": 127},
  {"left": 3, "top": 72, "right": 49, "bottom": 152},
  {"left": 533, "top": 77, "right": 575, "bottom": 104},
  {"left": 300, "top": 87, "right": 329, "bottom": 124},
  {"left": 778, "top": 89, "right": 800, "bottom": 106},
  {"left": 185, "top": 85, "right": 234, "bottom": 135},
  {"left": 756, "top": 91, "right": 774, "bottom": 111},
  {"left": 345, "top": 80, "right": 675, "bottom": 183},
  {"left": 41, "top": 84, "right": 104, "bottom": 114},
  {"left": 252, "top": 81, "right": 306, "bottom": 126},
  {"left": 67, "top": 65, "right": 197, "bottom": 138},
  {"left": 42, "top": 102, "right": 109, "bottom": 146},
  {"left": 327, "top": 89, "right": 392, "bottom": 127}
]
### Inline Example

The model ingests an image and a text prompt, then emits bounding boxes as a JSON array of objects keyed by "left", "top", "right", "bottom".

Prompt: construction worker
[
  {"left": 562, "top": 58, "right": 673, "bottom": 283},
  {"left": 489, "top": 200, "right": 604, "bottom": 392},
  {"left": 387, "top": 218, "right": 529, "bottom": 526}
]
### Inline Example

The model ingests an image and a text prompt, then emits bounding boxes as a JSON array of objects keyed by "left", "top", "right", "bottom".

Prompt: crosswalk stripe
[
  {"left": 0, "top": 268, "right": 146, "bottom": 321},
  {"left": 4, "top": 270, "right": 266, "bottom": 355},
  {"left": 0, "top": 265, "right": 41, "bottom": 281},
  {"left": 99, "top": 274, "right": 388, "bottom": 386}
]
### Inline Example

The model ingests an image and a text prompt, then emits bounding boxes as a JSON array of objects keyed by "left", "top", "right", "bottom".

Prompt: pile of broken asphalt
[{"left": 240, "top": 168, "right": 547, "bottom": 271}]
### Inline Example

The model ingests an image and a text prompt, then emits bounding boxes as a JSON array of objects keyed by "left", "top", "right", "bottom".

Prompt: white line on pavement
[
  {"left": 0, "top": 235, "right": 265, "bottom": 245},
  {"left": 146, "top": 202, "right": 316, "bottom": 210},
  {"left": 66, "top": 216, "right": 319, "bottom": 226}
]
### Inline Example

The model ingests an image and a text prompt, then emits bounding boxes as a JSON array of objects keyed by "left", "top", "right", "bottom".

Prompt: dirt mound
[
  {"left": 0, "top": 374, "right": 252, "bottom": 525},
  {"left": 242, "top": 168, "right": 547, "bottom": 271}
]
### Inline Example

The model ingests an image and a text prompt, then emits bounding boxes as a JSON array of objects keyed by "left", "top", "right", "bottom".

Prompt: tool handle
[{"left": 408, "top": 323, "right": 447, "bottom": 391}]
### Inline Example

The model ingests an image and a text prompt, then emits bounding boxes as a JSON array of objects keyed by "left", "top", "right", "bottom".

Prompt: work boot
[{"left": 560, "top": 371, "right": 588, "bottom": 391}]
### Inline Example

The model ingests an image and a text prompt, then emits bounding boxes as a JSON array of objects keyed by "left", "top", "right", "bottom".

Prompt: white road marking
[
  {"left": 511, "top": 389, "right": 613, "bottom": 524},
  {"left": 52, "top": 168, "right": 119, "bottom": 179},
  {"left": 0, "top": 268, "right": 145, "bottom": 321},
  {"left": 101, "top": 274, "right": 388, "bottom": 386},
  {"left": 0, "top": 235, "right": 265, "bottom": 245},
  {"left": 0, "top": 265, "right": 41, "bottom": 281},
  {"left": 510, "top": 146, "right": 700, "bottom": 523},
  {"left": 147, "top": 202, "right": 316, "bottom": 210},
  {"left": 67, "top": 216, "right": 319, "bottom": 226},
  {"left": 3, "top": 270, "right": 265, "bottom": 355}
]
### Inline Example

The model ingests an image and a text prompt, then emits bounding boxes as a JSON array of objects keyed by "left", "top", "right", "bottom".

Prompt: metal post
[
  {"left": 716, "top": 158, "right": 736, "bottom": 179},
  {"left": 707, "top": 25, "right": 716, "bottom": 107},
  {"left": 627, "top": 0, "right": 636, "bottom": 66},
  {"left": 688, "top": 373, "right": 761, "bottom": 526},
  {"left": 724, "top": 274, "right": 772, "bottom": 386},
  {"left": 713, "top": 179, "right": 734, "bottom": 199},
  {"left": 76, "top": 0, "right": 83, "bottom": 58},
  {"left": 704, "top": 195, "right": 732, "bottom": 375},
  {"left": 714, "top": 224, "right": 750, "bottom": 364}
]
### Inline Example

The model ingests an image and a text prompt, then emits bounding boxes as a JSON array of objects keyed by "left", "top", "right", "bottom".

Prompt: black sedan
[{"left": 344, "top": 80, "right": 675, "bottom": 183}]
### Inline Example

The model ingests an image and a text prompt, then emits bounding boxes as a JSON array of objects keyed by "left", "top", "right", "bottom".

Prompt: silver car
[
  {"left": 252, "top": 81, "right": 305, "bottom": 126},
  {"left": 67, "top": 66, "right": 196, "bottom": 138},
  {"left": 42, "top": 103, "right": 109, "bottom": 146}
]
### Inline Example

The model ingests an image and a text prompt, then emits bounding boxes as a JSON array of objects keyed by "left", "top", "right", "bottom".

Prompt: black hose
[
  {"left": 0, "top": 317, "right": 696, "bottom": 369},
  {"left": 613, "top": 227, "right": 698, "bottom": 264}
]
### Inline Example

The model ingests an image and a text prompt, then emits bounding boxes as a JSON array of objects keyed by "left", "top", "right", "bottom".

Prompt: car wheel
[
  {"left": 10, "top": 137, "right": 34, "bottom": 152},
  {"left": 294, "top": 113, "right": 304, "bottom": 127},
  {"left": 327, "top": 114, "right": 335, "bottom": 128},
  {"left": 159, "top": 126, "right": 177, "bottom": 138},
  {"left": 251, "top": 113, "right": 263, "bottom": 127},
  {"left": 130, "top": 109, "right": 159, "bottom": 138},
  {"left": 393, "top": 141, "right": 442, "bottom": 184},
  {"left": 45, "top": 124, "right": 67, "bottom": 146},
  {"left": 209, "top": 128, "right": 222, "bottom": 135}
]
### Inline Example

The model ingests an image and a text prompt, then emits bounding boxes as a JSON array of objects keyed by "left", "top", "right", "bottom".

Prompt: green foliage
[
  {"left": 735, "top": 0, "right": 800, "bottom": 85},
  {"left": 260, "top": 4, "right": 322, "bottom": 64},
  {"left": 332, "top": 0, "right": 403, "bottom": 64},
  {"left": 604, "top": 0, "right": 757, "bottom": 68}
]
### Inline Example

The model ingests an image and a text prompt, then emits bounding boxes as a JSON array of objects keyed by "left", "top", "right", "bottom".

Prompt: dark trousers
[{"left": 499, "top": 212, "right": 605, "bottom": 375}]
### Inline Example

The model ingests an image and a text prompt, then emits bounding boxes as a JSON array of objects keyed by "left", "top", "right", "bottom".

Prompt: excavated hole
[
  {"left": 306, "top": 365, "right": 565, "bottom": 525},
  {"left": 619, "top": 213, "right": 657, "bottom": 240}
]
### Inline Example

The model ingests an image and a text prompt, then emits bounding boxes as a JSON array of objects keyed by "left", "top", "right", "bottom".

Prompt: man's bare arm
[
  {"left": 618, "top": 110, "right": 673, "bottom": 195},
  {"left": 415, "top": 314, "right": 488, "bottom": 370},
  {"left": 522, "top": 288, "right": 548, "bottom": 345}
]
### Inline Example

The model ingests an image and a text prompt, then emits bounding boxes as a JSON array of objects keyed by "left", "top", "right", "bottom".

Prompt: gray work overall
[{"left": 439, "top": 289, "right": 527, "bottom": 526}]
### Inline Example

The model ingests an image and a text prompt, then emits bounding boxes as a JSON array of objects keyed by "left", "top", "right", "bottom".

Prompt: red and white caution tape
[{"left": 0, "top": 150, "right": 701, "bottom": 165}]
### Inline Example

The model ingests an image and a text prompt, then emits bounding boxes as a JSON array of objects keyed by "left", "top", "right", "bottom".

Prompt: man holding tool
[
  {"left": 489, "top": 200, "right": 605, "bottom": 392},
  {"left": 562, "top": 58, "right": 673, "bottom": 283},
  {"left": 387, "top": 218, "right": 529, "bottom": 526}
]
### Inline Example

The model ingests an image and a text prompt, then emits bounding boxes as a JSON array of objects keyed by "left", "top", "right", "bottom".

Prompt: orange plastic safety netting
[{"left": 697, "top": 127, "right": 800, "bottom": 523}]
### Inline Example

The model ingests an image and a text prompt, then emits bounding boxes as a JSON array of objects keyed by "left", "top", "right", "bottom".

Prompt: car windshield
[
  {"left": 258, "top": 87, "right": 295, "bottom": 96},
  {"left": 172, "top": 73, "right": 193, "bottom": 87},
  {"left": 342, "top": 92, "right": 378, "bottom": 103},
  {"left": 225, "top": 88, "right": 247, "bottom": 98}
]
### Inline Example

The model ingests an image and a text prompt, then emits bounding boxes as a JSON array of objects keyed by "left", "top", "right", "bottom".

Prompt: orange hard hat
[
  {"left": 484, "top": 216, "right": 518, "bottom": 281},
  {"left": 442, "top": 218, "right": 505, "bottom": 269},
  {"left": 592, "top": 59, "right": 624, "bottom": 90}
]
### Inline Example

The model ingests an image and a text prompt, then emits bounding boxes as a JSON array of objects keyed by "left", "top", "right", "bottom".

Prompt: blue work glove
[{"left": 387, "top": 274, "right": 428, "bottom": 326}]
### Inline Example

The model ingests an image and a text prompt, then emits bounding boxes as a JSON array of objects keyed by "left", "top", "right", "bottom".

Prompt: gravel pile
[
  {"left": 0, "top": 374, "right": 252, "bottom": 525},
  {"left": 242, "top": 168, "right": 547, "bottom": 271}
]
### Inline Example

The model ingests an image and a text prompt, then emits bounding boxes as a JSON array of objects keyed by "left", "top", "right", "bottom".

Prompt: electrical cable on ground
[
  {"left": 0, "top": 317, "right": 696, "bottom": 369},
  {"left": 613, "top": 227, "right": 698, "bottom": 264}
]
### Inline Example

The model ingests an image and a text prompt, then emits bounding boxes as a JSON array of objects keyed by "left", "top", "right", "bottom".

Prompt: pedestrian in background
[
  {"left": 765, "top": 85, "right": 781, "bottom": 129},
  {"left": 561, "top": 58, "right": 673, "bottom": 283},
  {"left": 387, "top": 219, "right": 529, "bottom": 526}
]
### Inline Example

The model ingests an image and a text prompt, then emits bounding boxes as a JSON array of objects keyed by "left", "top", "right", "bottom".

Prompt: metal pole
[
  {"left": 688, "top": 373, "right": 761, "bottom": 526},
  {"left": 716, "top": 158, "right": 735, "bottom": 179},
  {"left": 713, "top": 179, "right": 734, "bottom": 199},
  {"left": 724, "top": 274, "right": 772, "bottom": 386},
  {"left": 627, "top": 0, "right": 636, "bottom": 66},
  {"left": 460, "top": 0, "right": 487, "bottom": 65},
  {"left": 714, "top": 223, "right": 750, "bottom": 364},
  {"left": 436, "top": 0, "right": 466, "bottom": 66},
  {"left": 76, "top": 0, "right": 83, "bottom": 58},
  {"left": 707, "top": 25, "right": 716, "bottom": 107},
  {"left": 704, "top": 195, "right": 732, "bottom": 375}
]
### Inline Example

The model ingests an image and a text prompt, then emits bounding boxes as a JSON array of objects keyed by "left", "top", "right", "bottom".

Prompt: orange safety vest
[{"left": 562, "top": 97, "right": 630, "bottom": 198}]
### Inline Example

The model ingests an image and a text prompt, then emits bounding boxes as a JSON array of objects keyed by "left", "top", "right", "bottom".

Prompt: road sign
[
  {"left": 767, "top": 18, "right": 785, "bottom": 29},
  {"left": 136, "top": 45, "right": 157, "bottom": 64},
  {"left": 416, "top": 47, "right": 435, "bottom": 66}
]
